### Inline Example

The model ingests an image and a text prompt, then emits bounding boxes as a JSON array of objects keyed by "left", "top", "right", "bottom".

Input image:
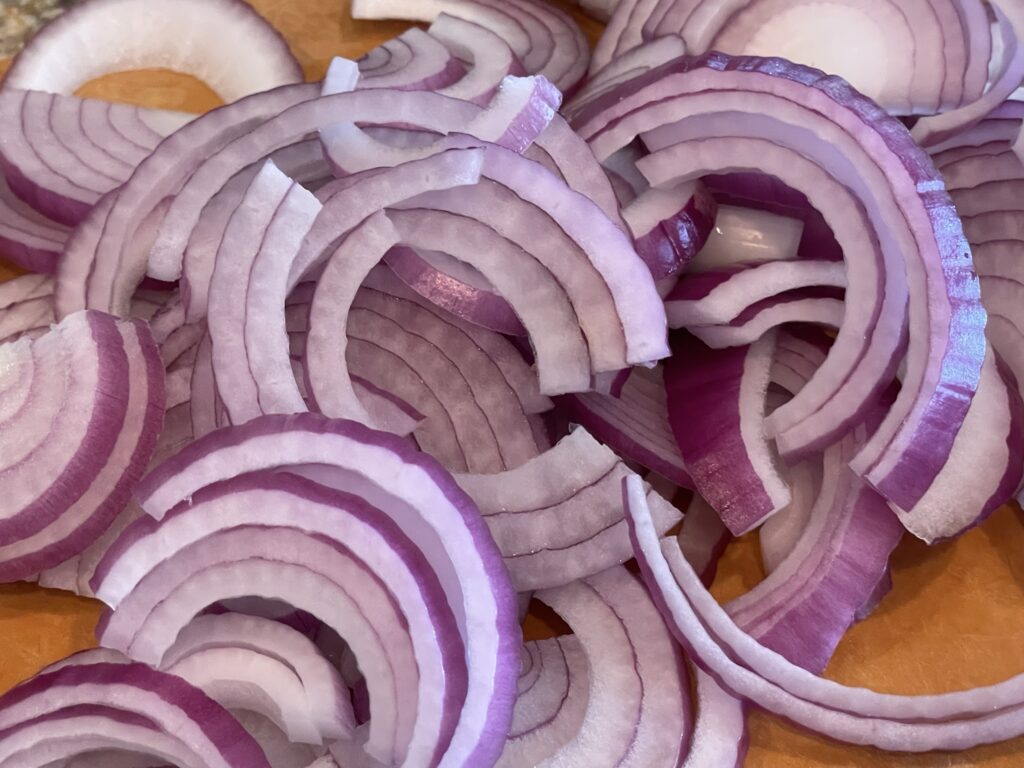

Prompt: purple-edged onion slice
[{"left": 4, "top": 0, "right": 302, "bottom": 100}]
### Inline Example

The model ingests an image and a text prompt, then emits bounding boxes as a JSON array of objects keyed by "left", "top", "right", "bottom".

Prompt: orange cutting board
[{"left": 1, "top": 2, "right": 1023, "bottom": 766}]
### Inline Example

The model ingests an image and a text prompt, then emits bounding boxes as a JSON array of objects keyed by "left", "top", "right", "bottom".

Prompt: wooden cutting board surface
[{"left": 1, "top": 2, "right": 1023, "bottom": 765}]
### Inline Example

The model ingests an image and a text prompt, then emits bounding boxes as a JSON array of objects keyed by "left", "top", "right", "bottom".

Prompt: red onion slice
[
  {"left": 0, "top": 173, "right": 70, "bottom": 273},
  {"left": 689, "top": 205, "right": 805, "bottom": 272},
  {"left": 570, "top": 36, "right": 687, "bottom": 118},
  {"left": 0, "top": 311, "right": 163, "bottom": 581},
  {"left": 161, "top": 612, "right": 353, "bottom": 742},
  {"left": 0, "top": 89, "right": 188, "bottom": 226},
  {"left": 496, "top": 636, "right": 589, "bottom": 767},
  {"left": 97, "top": 475, "right": 460, "bottom": 766},
  {"left": 359, "top": 28, "right": 466, "bottom": 91},
  {"left": 623, "top": 181, "right": 717, "bottom": 279},
  {"left": 384, "top": 245, "right": 527, "bottom": 337},
  {"left": 676, "top": 494, "right": 731, "bottom": 588},
  {"left": 351, "top": 0, "right": 589, "bottom": 92},
  {"left": 4, "top": 0, "right": 302, "bottom": 101},
  {"left": 429, "top": 14, "right": 525, "bottom": 104},
  {"left": 625, "top": 474, "right": 1024, "bottom": 751},
  {"left": 456, "top": 427, "right": 681, "bottom": 590},
  {"left": 578, "top": 54, "right": 985, "bottom": 519},
  {"left": 681, "top": 670, "right": 748, "bottom": 768},
  {"left": 0, "top": 661, "right": 270, "bottom": 767},
  {"left": 666, "top": 260, "right": 847, "bottom": 327},
  {"left": 757, "top": 461, "right": 821, "bottom": 575},
  {"left": 321, "top": 74, "right": 560, "bottom": 173},
  {"left": 666, "top": 331, "right": 790, "bottom": 536},
  {"left": 208, "top": 163, "right": 320, "bottom": 424},
  {"left": 725, "top": 404, "right": 903, "bottom": 673},
  {"left": 687, "top": 293, "right": 846, "bottom": 348},
  {"left": 161, "top": 646, "right": 337, "bottom": 746},
  {"left": 59, "top": 82, "right": 319, "bottom": 317},
  {"left": 132, "top": 414, "right": 518, "bottom": 768},
  {"left": 557, "top": 364, "right": 692, "bottom": 488},
  {"left": 530, "top": 566, "right": 692, "bottom": 766}
]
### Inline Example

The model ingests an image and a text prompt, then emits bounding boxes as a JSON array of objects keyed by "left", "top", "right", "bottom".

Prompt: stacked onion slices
[{"left": 3, "top": 0, "right": 1024, "bottom": 765}]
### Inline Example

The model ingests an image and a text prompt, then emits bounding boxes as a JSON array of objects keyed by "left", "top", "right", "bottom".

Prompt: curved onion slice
[
  {"left": 130, "top": 413, "right": 518, "bottom": 768},
  {"left": 0, "top": 310, "right": 163, "bottom": 582},
  {"left": 0, "top": 660, "right": 270, "bottom": 767},
  {"left": 456, "top": 427, "right": 681, "bottom": 590},
  {"left": 676, "top": 494, "right": 730, "bottom": 588},
  {"left": 351, "top": 0, "right": 590, "bottom": 93},
  {"left": 687, "top": 292, "right": 846, "bottom": 348},
  {"left": 528, "top": 566, "right": 691, "bottom": 766},
  {"left": 626, "top": 474, "right": 1024, "bottom": 751},
  {"left": 572, "top": 36, "right": 688, "bottom": 117},
  {"left": 681, "top": 670, "right": 748, "bottom": 768},
  {"left": 557, "top": 365, "right": 691, "bottom": 488},
  {"left": 758, "top": 461, "right": 821, "bottom": 575},
  {"left": 666, "top": 260, "right": 847, "bottom": 327},
  {"left": 4, "top": 0, "right": 302, "bottom": 101},
  {"left": 0, "top": 174, "right": 70, "bottom": 273},
  {"left": 359, "top": 27, "right": 466, "bottom": 91},
  {"left": 56, "top": 82, "right": 319, "bottom": 318},
  {"left": 689, "top": 204, "right": 806, "bottom": 272},
  {"left": 0, "top": 89, "right": 189, "bottom": 226},
  {"left": 623, "top": 181, "right": 717, "bottom": 279},
  {"left": 161, "top": 613, "right": 353, "bottom": 742},
  {"left": 384, "top": 245, "right": 527, "bottom": 336},
  {"left": 322, "top": 75, "right": 561, "bottom": 171},
  {"left": 665, "top": 331, "right": 790, "bottom": 536},
  {"left": 496, "top": 636, "right": 589, "bottom": 768},
  {"left": 96, "top": 473, "right": 460, "bottom": 766},
  {"left": 430, "top": 14, "right": 526, "bottom": 104},
  {"left": 725, "top": 401, "right": 904, "bottom": 673},
  {"left": 575, "top": 54, "right": 985, "bottom": 526}
]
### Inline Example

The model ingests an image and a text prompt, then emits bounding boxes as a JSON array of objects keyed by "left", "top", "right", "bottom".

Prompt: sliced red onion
[
  {"left": 207, "top": 163, "right": 321, "bottom": 424},
  {"left": 162, "top": 646, "right": 338, "bottom": 746},
  {"left": 455, "top": 427, "right": 681, "bottom": 590},
  {"left": 913, "top": 2, "right": 1024, "bottom": 147},
  {"left": 676, "top": 494, "right": 730, "bottom": 588},
  {"left": 665, "top": 331, "right": 790, "bottom": 535},
  {"left": 569, "top": 36, "right": 687, "bottom": 119},
  {"left": 0, "top": 281, "right": 54, "bottom": 344},
  {"left": 496, "top": 636, "right": 589, "bottom": 768},
  {"left": 626, "top": 474, "right": 1024, "bottom": 751},
  {"left": 576, "top": 54, "right": 986, "bottom": 520},
  {"left": 587, "top": 0, "right": 645, "bottom": 75},
  {"left": 681, "top": 670, "right": 748, "bottom": 768},
  {"left": 97, "top": 474, "right": 460, "bottom": 766},
  {"left": 529, "top": 566, "right": 691, "bottom": 766},
  {"left": 351, "top": 373, "right": 426, "bottom": 438},
  {"left": 321, "top": 74, "right": 561, "bottom": 173},
  {"left": 58, "top": 82, "right": 319, "bottom": 317},
  {"left": 351, "top": 0, "right": 589, "bottom": 93},
  {"left": 0, "top": 660, "right": 271, "bottom": 767},
  {"left": 352, "top": 0, "right": 535, "bottom": 73},
  {"left": 557, "top": 365, "right": 692, "bottom": 488},
  {"left": 623, "top": 181, "right": 717, "bottom": 279},
  {"left": 384, "top": 245, "right": 527, "bottom": 337},
  {"left": 161, "top": 612, "right": 353, "bottom": 743},
  {"left": 573, "top": 0, "right": 620, "bottom": 22},
  {"left": 689, "top": 205, "right": 806, "bottom": 272},
  {"left": 4, "top": 0, "right": 302, "bottom": 101},
  {"left": 0, "top": 90, "right": 187, "bottom": 227},
  {"left": 429, "top": 13, "right": 526, "bottom": 104},
  {"left": 757, "top": 460, "right": 821, "bottom": 575},
  {"left": 130, "top": 414, "right": 518, "bottom": 768},
  {"left": 687, "top": 292, "right": 846, "bottom": 348},
  {"left": 0, "top": 173, "right": 70, "bottom": 273},
  {"left": 666, "top": 260, "right": 847, "bottom": 327},
  {"left": 725, "top": 405, "right": 904, "bottom": 674},
  {"left": 359, "top": 28, "right": 466, "bottom": 91},
  {"left": 0, "top": 311, "right": 163, "bottom": 581},
  {"left": 890, "top": 348, "right": 1024, "bottom": 542}
]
